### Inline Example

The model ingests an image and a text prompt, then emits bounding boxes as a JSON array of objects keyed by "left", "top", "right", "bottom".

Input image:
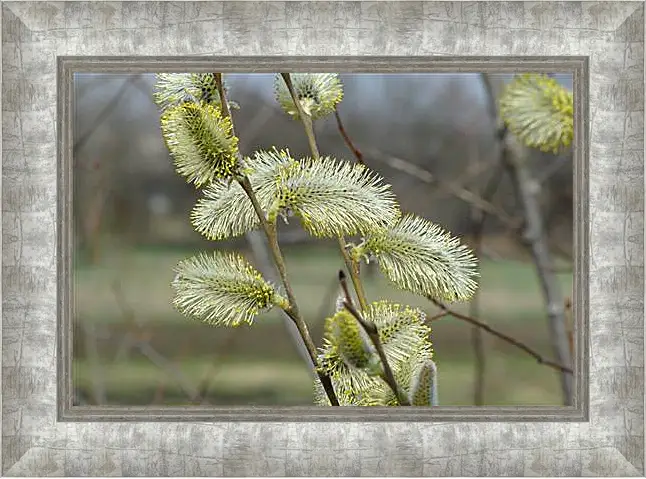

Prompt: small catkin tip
[
  {"left": 275, "top": 73, "right": 344, "bottom": 120},
  {"left": 330, "top": 310, "right": 375, "bottom": 370},
  {"left": 409, "top": 360, "right": 438, "bottom": 406}
]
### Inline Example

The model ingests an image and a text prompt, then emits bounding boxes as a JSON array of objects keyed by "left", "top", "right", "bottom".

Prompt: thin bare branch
[
  {"left": 339, "top": 271, "right": 411, "bottom": 406},
  {"left": 74, "top": 74, "right": 142, "bottom": 153},
  {"left": 364, "top": 148, "right": 519, "bottom": 230},
  {"left": 111, "top": 279, "right": 201, "bottom": 401},
  {"left": 429, "top": 298, "right": 573, "bottom": 375},
  {"left": 334, "top": 109, "right": 365, "bottom": 165}
]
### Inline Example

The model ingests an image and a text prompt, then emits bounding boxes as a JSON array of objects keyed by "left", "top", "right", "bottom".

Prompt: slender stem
[
  {"left": 216, "top": 73, "right": 314, "bottom": 370},
  {"left": 280, "top": 72, "right": 369, "bottom": 311},
  {"left": 428, "top": 297, "right": 573, "bottom": 375},
  {"left": 337, "top": 239, "right": 369, "bottom": 310},
  {"left": 280, "top": 73, "right": 320, "bottom": 160},
  {"left": 237, "top": 166, "right": 339, "bottom": 407},
  {"left": 214, "top": 73, "right": 339, "bottom": 406},
  {"left": 334, "top": 109, "right": 365, "bottom": 165},
  {"left": 213, "top": 73, "right": 231, "bottom": 119},
  {"left": 339, "top": 271, "right": 410, "bottom": 406},
  {"left": 333, "top": 110, "right": 378, "bottom": 297}
]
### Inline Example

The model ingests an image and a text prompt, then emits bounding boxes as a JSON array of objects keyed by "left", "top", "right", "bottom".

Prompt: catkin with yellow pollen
[{"left": 160, "top": 101, "right": 240, "bottom": 187}]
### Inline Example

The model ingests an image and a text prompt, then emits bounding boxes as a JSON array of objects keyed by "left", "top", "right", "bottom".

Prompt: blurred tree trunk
[{"left": 481, "top": 74, "right": 574, "bottom": 406}]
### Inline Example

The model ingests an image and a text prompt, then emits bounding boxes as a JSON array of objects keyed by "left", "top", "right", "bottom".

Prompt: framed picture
[{"left": 3, "top": 1, "right": 643, "bottom": 476}]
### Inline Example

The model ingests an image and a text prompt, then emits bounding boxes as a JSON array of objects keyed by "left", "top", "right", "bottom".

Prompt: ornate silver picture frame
[{"left": 3, "top": 1, "right": 643, "bottom": 475}]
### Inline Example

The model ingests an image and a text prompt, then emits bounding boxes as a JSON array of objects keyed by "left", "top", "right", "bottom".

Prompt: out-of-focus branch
[
  {"left": 536, "top": 155, "right": 571, "bottom": 185},
  {"left": 363, "top": 148, "right": 519, "bottom": 230},
  {"left": 111, "top": 280, "right": 200, "bottom": 401},
  {"left": 74, "top": 75, "right": 141, "bottom": 153},
  {"left": 193, "top": 330, "right": 239, "bottom": 405},
  {"left": 480, "top": 73, "right": 574, "bottom": 405},
  {"left": 428, "top": 298, "right": 573, "bottom": 375},
  {"left": 334, "top": 109, "right": 365, "bottom": 165},
  {"left": 427, "top": 158, "right": 501, "bottom": 203}
]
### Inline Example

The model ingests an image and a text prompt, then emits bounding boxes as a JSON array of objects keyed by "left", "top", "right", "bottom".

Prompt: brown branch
[
  {"left": 428, "top": 311, "right": 449, "bottom": 322},
  {"left": 193, "top": 330, "right": 239, "bottom": 405},
  {"left": 215, "top": 73, "right": 339, "bottom": 406},
  {"left": 428, "top": 298, "right": 573, "bottom": 375},
  {"left": 334, "top": 109, "right": 365, "bottom": 165},
  {"left": 339, "top": 271, "right": 411, "bottom": 406},
  {"left": 363, "top": 148, "right": 520, "bottom": 230},
  {"left": 280, "top": 73, "right": 368, "bottom": 310},
  {"left": 213, "top": 73, "right": 231, "bottom": 119},
  {"left": 564, "top": 297, "right": 574, "bottom": 359}
]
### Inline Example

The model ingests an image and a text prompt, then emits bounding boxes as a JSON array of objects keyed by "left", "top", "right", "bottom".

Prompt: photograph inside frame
[{"left": 71, "top": 71, "right": 575, "bottom": 408}]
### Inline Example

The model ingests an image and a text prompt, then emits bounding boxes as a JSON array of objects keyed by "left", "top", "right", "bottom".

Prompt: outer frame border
[
  {"left": 2, "top": 1, "right": 643, "bottom": 476},
  {"left": 58, "top": 56, "right": 589, "bottom": 423}
]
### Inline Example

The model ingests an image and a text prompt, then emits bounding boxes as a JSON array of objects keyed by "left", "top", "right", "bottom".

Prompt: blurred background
[{"left": 72, "top": 72, "right": 574, "bottom": 407}]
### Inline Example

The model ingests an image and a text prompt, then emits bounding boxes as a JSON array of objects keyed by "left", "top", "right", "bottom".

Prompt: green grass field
[{"left": 72, "top": 243, "right": 573, "bottom": 406}]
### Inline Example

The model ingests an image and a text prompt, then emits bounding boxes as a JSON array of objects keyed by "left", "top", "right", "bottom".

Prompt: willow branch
[
  {"left": 215, "top": 73, "right": 339, "bottom": 406},
  {"left": 428, "top": 297, "right": 573, "bottom": 375},
  {"left": 214, "top": 73, "right": 314, "bottom": 372},
  {"left": 280, "top": 73, "right": 369, "bottom": 311},
  {"left": 339, "top": 271, "right": 410, "bottom": 406},
  {"left": 334, "top": 109, "right": 365, "bottom": 165},
  {"left": 363, "top": 148, "right": 519, "bottom": 230}
]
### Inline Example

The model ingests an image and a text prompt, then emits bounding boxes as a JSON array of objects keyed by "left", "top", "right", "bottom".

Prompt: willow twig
[
  {"left": 428, "top": 297, "right": 573, "bottom": 375},
  {"left": 215, "top": 73, "right": 339, "bottom": 406},
  {"left": 280, "top": 73, "right": 369, "bottom": 311},
  {"left": 334, "top": 109, "right": 365, "bottom": 165},
  {"left": 339, "top": 271, "right": 410, "bottom": 406}
]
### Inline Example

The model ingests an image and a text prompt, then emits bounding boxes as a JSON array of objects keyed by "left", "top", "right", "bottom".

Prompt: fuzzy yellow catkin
[
  {"left": 275, "top": 73, "right": 344, "bottom": 120},
  {"left": 160, "top": 102, "right": 240, "bottom": 186},
  {"left": 330, "top": 310, "right": 382, "bottom": 375}
]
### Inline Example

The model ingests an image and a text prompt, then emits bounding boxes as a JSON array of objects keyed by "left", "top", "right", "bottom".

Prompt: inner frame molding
[{"left": 57, "top": 56, "right": 589, "bottom": 422}]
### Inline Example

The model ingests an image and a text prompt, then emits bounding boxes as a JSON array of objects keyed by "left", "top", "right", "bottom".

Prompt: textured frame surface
[{"left": 3, "top": 1, "right": 644, "bottom": 476}]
